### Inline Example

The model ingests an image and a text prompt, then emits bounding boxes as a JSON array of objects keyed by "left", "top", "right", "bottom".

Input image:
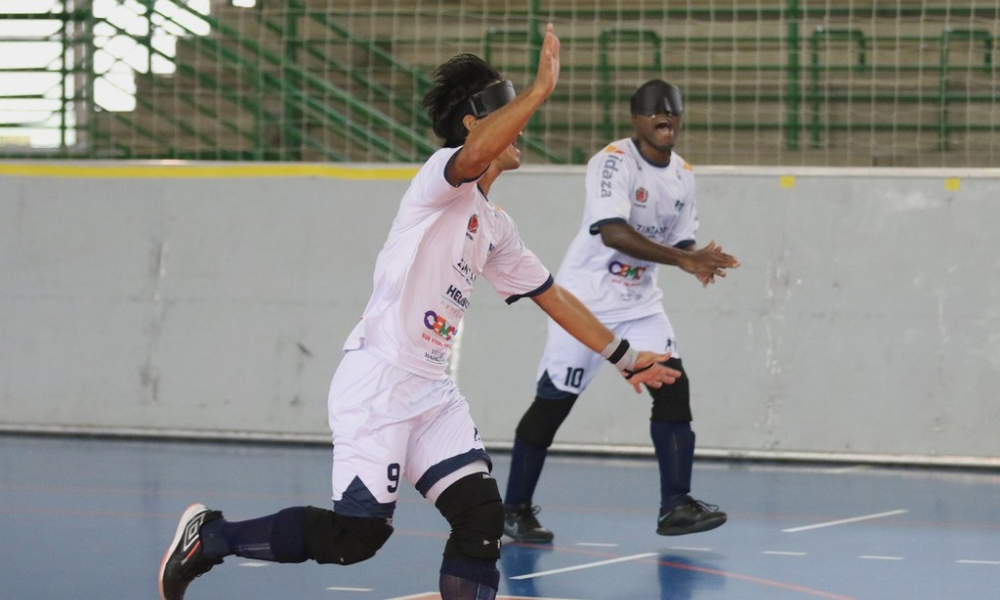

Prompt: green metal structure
[{"left": 0, "top": 1, "right": 996, "bottom": 165}]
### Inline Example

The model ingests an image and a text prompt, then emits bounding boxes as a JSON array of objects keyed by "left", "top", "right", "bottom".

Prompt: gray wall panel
[{"left": 1, "top": 164, "right": 997, "bottom": 462}]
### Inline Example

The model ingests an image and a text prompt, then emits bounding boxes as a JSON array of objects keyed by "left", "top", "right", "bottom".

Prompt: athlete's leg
[
  {"left": 647, "top": 356, "right": 694, "bottom": 510},
  {"left": 406, "top": 381, "right": 500, "bottom": 600},
  {"left": 504, "top": 318, "right": 602, "bottom": 542},
  {"left": 506, "top": 371, "right": 578, "bottom": 508},
  {"left": 647, "top": 358, "right": 725, "bottom": 535},
  {"left": 434, "top": 470, "right": 503, "bottom": 600},
  {"left": 622, "top": 314, "right": 726, "bottom": 535},
  {"left": 185, "top": 349, "right": 406, "bottom": 567}
]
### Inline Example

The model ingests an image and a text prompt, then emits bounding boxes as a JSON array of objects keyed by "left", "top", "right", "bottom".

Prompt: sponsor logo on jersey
[
  {"left": 600, "top": 154, "right": 622, "bottom": 198},
  {"left": 609, "top": 260, "right": 646, "bottom": 280},
  {"left": 444, "top": 285, "right": 471, "bottom": 310},
  {"left": 466, "top": 214, "right": 479, "bottom": 240},
  {"left": 635, "top": 223, "right": 668, "bottom": 238},
  {"left": 423, "top": 348, "right": 448, "bottom": 364},
  {"left": 424, "top": 310, "right": 458, "bottom": 340},
  {"left": 453, "top": 258, "right": 477, "bottom": 285},
  {"left": 635, "top": 187, "right": 648, "bottom": 203},
  {"left": 603, "top": 144, "right": 626, "bottom": 155}
]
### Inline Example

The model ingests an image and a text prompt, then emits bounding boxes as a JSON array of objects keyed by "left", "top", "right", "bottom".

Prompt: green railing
[
  {"left": 2, "top": 3, "right": 997, "bottom": 164},
  {"left": 938, "top": 28, "right": 996, "bottom": 151},
  {"left": 598, "top": 29, "right": 662, "bottom": 140},
  {"left": 481, "top": 21, "right": 996, "bottom": 160},
  {"left": 158, "top": 1, "right": 434, "bottom": 162},
  {"left": 807, "top": 27, "right": 998, "bottom": 152}
]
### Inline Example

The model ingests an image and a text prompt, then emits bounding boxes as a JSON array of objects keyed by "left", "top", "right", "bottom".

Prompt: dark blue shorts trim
[
  {"left": 333, "top": 475, "right": 398, "bottom": 518},
  {"left": 414, "top": 449, "right": 493, "bottom": 497},
  {"left": 535, "top": 370, "right": 578, "bottom": 400}
]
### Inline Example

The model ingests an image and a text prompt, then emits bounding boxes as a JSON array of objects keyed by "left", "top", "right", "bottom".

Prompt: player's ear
[{"left": 462, "top": 114, "right": 479, "bottom": 133}]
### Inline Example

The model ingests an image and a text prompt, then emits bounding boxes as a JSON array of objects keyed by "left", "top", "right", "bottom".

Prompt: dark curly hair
[{"left": 422, "top": 53, "right": 502, "bottom": 147}]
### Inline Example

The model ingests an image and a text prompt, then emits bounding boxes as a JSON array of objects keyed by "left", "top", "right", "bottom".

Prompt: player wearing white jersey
[
  {"left": 159, "top": 28, "right": 682, "bottom": 600},
  {"left": 503, "top": 80, "right": 741, "bottom": 542}
]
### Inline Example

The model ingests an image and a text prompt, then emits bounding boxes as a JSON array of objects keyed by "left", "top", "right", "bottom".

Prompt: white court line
[
  {"left": 325, "top": 586, "right": 373, "bottom": 592},
  {"left": 385, "top": 594, "right": 587, "bottom": 600},
  {"left": 957, "top": 560, "right": 1000, "bottom": 565},
  {"left": 823, "top": 465, "right": 872, "bottom": 474},
  {"left": 575, "top": 542, "right": 619, "bottom": 547},
  {"left": 237, "top": 561, "right": 269, "bottom": 567},
  {"left": 763, "top": 551, "right": 807, "bottom": 556},
  {"left": 509, "top": 552, "right": 658, "bottom": 580},
  {"left": 859, "top": 555, "right": 904, "bottom": 561},
  {"left": 782, "top": 509, "right": 908, "bottom": 533},
  {"left": 669, "top": 546, "right": 713, "bottom": 552}
]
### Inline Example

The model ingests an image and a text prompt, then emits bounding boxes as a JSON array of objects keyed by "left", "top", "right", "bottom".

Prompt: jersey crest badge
[
  {"left": 635, "top": 187, "right": 648, "bottom": 203},
  {"left": 466, "top": 214, "right": 479, "bottom": 240}
]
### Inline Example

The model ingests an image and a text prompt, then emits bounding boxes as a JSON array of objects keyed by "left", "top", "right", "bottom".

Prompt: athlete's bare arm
[
  {"left": 599, "top": 222, "right": 740, "bottom": 278},
  {"left": 531, "top": 283, "right": 681, "bottom": 393},
  {"left": 445, "top": 24, "right": 560, "bottom": 186}
]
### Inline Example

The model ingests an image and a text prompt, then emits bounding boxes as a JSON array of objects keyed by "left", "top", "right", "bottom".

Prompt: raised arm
[
  {"left": 531, "top": 282, "right": 681, "bottom": 392},
  {"left": 446, "top": 24, "right": 560, "bottom": 185}
]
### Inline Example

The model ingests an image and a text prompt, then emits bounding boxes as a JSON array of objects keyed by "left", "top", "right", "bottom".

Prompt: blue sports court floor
[{"left": 1, "top": 434, "right": 997, "bottom": 600}]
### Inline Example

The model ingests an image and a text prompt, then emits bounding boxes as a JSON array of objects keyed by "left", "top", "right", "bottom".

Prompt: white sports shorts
[
  {"left": 327, "top": 348, "right": 489, "bottom": 517},
  {"left": 536, "top": 311, "right": 678, "bottom": 396}
]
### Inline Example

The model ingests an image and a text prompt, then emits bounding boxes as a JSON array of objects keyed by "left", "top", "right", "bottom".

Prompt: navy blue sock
[
  {"left": 650, "top": 421, "right": 695, "bottom": 510},
  {"left": 440, "top": 555, "right": 499, "bottom": 600},
  {"left": 503, "top": 436, "right": 548, "bottom": 507},
  {"left": 201, "top": 507, "right": 307, "bottom": 563}
]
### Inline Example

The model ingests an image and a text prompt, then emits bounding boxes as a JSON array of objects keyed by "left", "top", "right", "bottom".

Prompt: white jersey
[
  {"left": 555, "top": 138, "right": 698, "bottom": 323},
  {"left": 345, "top": 146, "right": 552, "bottom": 379}
]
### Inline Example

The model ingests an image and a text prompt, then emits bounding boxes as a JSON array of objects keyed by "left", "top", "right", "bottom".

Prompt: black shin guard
[
  {"left": 649, "top": 358, "right": 691, "bottom": 422},
  {"left": 515, "top": 395, "right": 578, "bottom": 448},
  {"left": 301, "top": 507, "right": 393, "bottom": 565},
  {"left": 435, "top": 473, "right": 504, "bottom": 561}
]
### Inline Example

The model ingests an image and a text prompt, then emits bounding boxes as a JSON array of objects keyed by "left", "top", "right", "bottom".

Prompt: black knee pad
[
  {"left": 435, "top": 473, "right": 503, "bottom": 560},
  {"left": 649, "top": 358, "right": 692, "bottom": 422},
  {"left": 515, "top": 396, "right": 578, "bottom": 448},
  {"left": 301, "top": 507, "right": 393, "bottom": 565}
]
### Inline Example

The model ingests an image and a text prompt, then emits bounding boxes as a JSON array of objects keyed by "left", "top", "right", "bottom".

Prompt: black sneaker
[
  {"left": 504, "top": 504, "right": 554, "bottom": 543},
  {"left": 656, "top": 496, "right": 727, "bottom": 536},
  {"left": 159, "top": 503, "right": 224, "bottom": 600}
]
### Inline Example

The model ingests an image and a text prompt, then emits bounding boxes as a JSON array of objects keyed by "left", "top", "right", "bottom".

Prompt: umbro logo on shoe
[{"left": 181, "top": 513, "right": 207, "bottom": 564}]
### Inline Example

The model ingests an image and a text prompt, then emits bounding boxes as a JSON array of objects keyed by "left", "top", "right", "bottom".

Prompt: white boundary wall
[{"left": 1, "top": 162, "right": 998, "bottom": 466}]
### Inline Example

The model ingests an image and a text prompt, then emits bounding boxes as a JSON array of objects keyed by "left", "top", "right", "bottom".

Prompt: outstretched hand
[
  {"left": 531, "top": 23, "right": 561, "bottom": 100},
  {"left": 680, "top": 240, "right": 740, "bottom": 279},
  {"left": 621, "top": 351, "right": 681, "bottom": 394}
]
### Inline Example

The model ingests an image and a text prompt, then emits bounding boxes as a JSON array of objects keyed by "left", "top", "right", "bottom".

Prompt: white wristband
[{"left": 600, "top": 336, "right": 639, "bottom": 372}]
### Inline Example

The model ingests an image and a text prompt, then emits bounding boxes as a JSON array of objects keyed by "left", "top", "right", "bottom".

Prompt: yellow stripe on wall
[{"left": 0, "top": 162, "right": 419, "bottom": 181}]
